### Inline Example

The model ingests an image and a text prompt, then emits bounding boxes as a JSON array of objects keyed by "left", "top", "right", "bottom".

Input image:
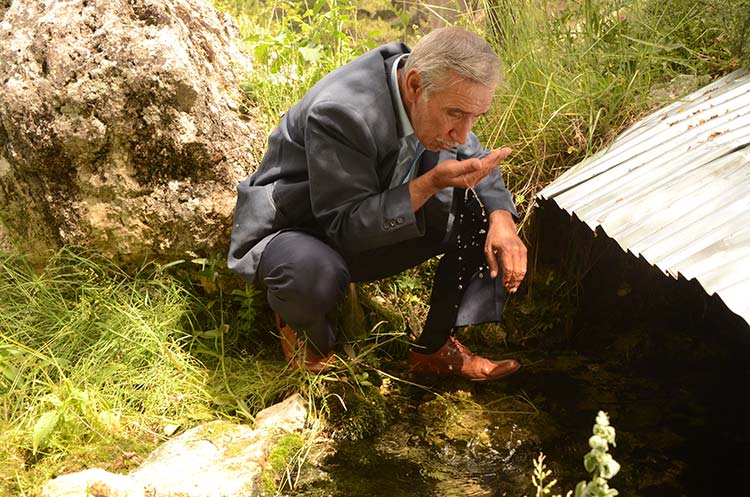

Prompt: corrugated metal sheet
[{"left": 538, "top": 68, "right": 750, "bottom": 326}]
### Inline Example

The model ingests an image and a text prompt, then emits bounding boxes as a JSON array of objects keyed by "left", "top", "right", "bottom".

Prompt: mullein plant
[
  {"left": 575, "top": 411, "right": 620, "bottom": 497},
  {"left": 526, "top": 411, "right": 620, "bottom": 497}
]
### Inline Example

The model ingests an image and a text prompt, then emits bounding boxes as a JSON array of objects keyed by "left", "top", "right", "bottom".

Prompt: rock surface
[
  {"left": 0, "top": 222, "right": 11, "bottom": 252},
  {"left": 39, "top": 394, "right": 308, "bottom": 497},
  {"left": 0, "top": 0, "right": 260, "bottom": 260},
  {"left": 39, "top": 469, "right": 145, "bottom": 497}
]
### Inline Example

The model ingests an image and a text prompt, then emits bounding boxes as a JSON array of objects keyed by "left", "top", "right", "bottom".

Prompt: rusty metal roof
[{"left": 538, "top": 68, "right": 750, "bottom": 326}]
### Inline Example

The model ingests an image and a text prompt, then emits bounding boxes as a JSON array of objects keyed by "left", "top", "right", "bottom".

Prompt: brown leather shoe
[
  {"left": 275, "top": 314, "right": 336, "bottom": 373},
  {"left": 408, "top": 336, "right": 520, "bottom": 382}
]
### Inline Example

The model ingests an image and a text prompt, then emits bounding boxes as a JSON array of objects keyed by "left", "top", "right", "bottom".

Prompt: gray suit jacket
[{"left": 228, "top": 42, "right": 517, "bottom": 283}]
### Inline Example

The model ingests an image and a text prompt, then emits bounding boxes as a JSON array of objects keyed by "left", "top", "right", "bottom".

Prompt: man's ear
[{"left": 403, "top": 68, "right": 423, "bottom": 103}]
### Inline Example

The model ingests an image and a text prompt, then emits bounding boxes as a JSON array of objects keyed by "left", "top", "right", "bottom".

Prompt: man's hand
[
  {"left": 432, "top": 147, "right": 512, "bottom": 190},
  {"left": 485, "top": 210, "right": 527, "bottom": 294},
  {"left": 409, "top": 148, "right": 512, "bottom": 212}
]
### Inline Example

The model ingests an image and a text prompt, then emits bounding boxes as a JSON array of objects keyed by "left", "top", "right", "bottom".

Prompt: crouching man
[{"left": 228, "top": 27, "right": 527, "bottom": 380}]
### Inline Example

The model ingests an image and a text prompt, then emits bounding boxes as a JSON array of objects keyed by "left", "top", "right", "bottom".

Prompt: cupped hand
[{"left": 432, "top": 147, "right": 512, "bottom": 190}]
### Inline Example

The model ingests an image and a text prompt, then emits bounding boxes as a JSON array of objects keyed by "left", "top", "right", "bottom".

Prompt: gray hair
[{"left": 403, "top": 27, "right": 502, "bottom": 95}]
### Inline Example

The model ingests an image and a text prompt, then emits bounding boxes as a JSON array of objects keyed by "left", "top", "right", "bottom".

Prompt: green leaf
[
  {"left": 589, "top": 434, "right": 607, "bottom": 450},
  {"left": 584, "top": 452, "right": 597, "bottom": 472},
  {"left": 299, "top": 45, "right": 322, "bottom": 64},
  {"left": 599, "top": 454, "right": 621, "bottom": 479},
  {"left": 575, "top": 480, "right": 587, "bottom": 497},
  {"left": 32, "top": 410, "right": 61, "bottom": 454},
  {"left": 0, "top": 363, "right": 18, "bottom": 383},
  {"left": 40, "top": 393, "right": 63, "bottom": 408},
  {"left": 194, "top": 328, "right": 225, "bottom": 339},
  {"left": 158, "top": 259, "right": 185, "bottom": 270}
]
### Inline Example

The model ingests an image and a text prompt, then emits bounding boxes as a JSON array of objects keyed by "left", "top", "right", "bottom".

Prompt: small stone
[{"left": 163, "top": 423, "right": 180, "bottom": 436}]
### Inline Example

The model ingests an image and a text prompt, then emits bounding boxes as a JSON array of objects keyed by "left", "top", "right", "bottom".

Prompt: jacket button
[
  {"left": 383, "top": 222, "right": 390, "bottom": 230},
  {"left": 396, "top": 216, "right": 404, "bottom": 224}
]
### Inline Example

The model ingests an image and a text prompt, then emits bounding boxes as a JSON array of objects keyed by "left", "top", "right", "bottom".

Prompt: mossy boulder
[
  {"left": 0, "top": 0, "right": 262, "bottom": 262},
  {"left": 39, "top": 394, "right": 310, "bottom": 497}
]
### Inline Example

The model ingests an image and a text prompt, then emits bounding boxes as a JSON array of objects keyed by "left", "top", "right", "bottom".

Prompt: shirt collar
[{"left": 389, "top": 54, "right": 415, "bottom": 140}]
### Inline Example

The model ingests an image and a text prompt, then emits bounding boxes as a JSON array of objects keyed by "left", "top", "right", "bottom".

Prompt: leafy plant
[
  {"left": 529, "top": 452, "right": 561, "bottom": 497},
  {"left": 575, "top": 411, "right": 620, "bottom": 497},
  {"left": 219, "top": 0, "right": 386, "bottom": 133},
  {"left": 526, "top": 411, "right": 620, "bottom": 497}
]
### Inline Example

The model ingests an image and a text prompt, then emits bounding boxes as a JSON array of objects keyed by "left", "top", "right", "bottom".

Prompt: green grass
[
  {"left": 473, "top": 0, "right": 748, "bottom": 224},
  {"left": 0, "top": 249, "right": 216, "bottom": 494},
  {"left": 0, "top": 249, "right": 307, "bottom": 494},
  {"left": 0, "top": 248, "right": 404, "bottom": 495}
]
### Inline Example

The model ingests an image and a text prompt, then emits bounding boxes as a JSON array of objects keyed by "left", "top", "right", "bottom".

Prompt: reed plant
[{"left": 474, "top": 0, "right": 745, "bottom": 224}]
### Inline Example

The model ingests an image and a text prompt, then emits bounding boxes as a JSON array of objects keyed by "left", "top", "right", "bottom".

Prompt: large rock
[
  {"left": 0, "top": 222, "right": 11, "bottom": 252},
  {"left": 38, "top": 469, "right": 145, "bottom": 497},
  {"left": 39, "top": 394, "right": 309, "bottom": 497},
  {"left": 0, "top": 0, "right": 260, "bottom": 260}
]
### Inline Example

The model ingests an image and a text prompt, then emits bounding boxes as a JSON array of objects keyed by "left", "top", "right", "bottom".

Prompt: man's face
[{"left": 404, "top": 70, "right": 494, "bottom": 151}]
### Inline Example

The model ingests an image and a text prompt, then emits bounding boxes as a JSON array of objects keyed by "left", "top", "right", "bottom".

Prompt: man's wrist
[
  {"left": 489, "top": 209, "right": 514, "bottom": 221},
  {"left": 489, "top": 209, "right": 517, "bottom": 230},
  {"left": 408, "top": 171, "right": 442, "bottom": 212}
]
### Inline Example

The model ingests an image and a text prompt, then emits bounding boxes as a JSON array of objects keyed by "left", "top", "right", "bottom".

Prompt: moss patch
[
  {"left": 326, "top": 382, "right": 388, "bottom": 442},
  {"left": 260, "top": 432, "right": 305, "bottom": 496}
]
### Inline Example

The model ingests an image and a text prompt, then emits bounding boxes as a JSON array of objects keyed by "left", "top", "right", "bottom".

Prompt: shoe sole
[{"left": 409, "top": 363, "right": 521, "bottom": 383}]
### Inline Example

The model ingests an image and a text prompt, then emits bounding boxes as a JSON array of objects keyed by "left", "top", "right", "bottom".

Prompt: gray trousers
[{"left": 256, "top": 189, "right": 507, "bottom": 355}]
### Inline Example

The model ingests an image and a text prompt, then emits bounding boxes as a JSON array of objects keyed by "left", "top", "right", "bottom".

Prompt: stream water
[
  {"left": 296, "top": 336, "right": 750, "bottom": 496},
  {"left": 293, "top": 212, "right": 750, "bottom": 497}
]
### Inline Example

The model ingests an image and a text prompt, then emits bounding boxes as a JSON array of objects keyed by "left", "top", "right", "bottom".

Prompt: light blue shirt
[{"left": 389, "top": 54, "right": 424, "bottom": 187}]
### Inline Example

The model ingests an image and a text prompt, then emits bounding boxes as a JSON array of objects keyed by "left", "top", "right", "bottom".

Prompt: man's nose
[{"left": 449, "top": 118, "right": 472, "bottom": 144}]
